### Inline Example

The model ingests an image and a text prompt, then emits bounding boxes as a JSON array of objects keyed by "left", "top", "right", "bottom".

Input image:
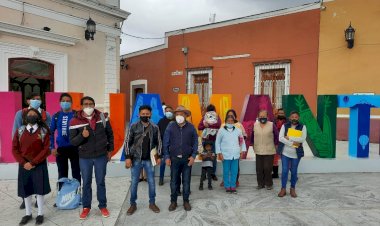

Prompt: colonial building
[
  {"left": 0, "top": 0, "right": 129, "bottom": 111},
  {"left": 120, "top": 2, "right": 320, "bottom": 118}
]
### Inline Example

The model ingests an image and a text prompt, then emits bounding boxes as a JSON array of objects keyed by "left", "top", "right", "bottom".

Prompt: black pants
[
  {"left": 256, "top": 154, "right": 274, "bottom": 187},
  {"left": 200, "top": 167, "right": 212, "bottom": 186},
  {"left": 56, "top": 146, "right": 81, "bottom": 184}
]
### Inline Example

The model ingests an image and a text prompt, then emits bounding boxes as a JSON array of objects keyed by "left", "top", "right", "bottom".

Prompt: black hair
[
  {"left": 202, "top": 141, "right": 213, "bottom": 148},
  {"left": 139, "top": 105, "right": 152, "bottom": 112},
  {"left": 60, "top": 93, "right": 72, "bottom": 102},
  {"left": 226, "top": 109, "right": 237, "bottom": 118},
  {"left": 289, "top": 110, "right": 300, "bottom": 116},
  {"left": 162, "top": 102, "right": 166, "bottom": 105},
  {"left": 27, "top": 92, "right": 41, "bottom": 100},
  {"left": 206, "top": 104, "right": 216, "bottom": 112},
  {"left": 165, "top": 106, "right": 173, "bottom": 111},
  {"left": 22, "top": 108, "right": 50, "bottom": 133},
  {"left": 80, "top": 96, "right": 95, "bottom": 105}
]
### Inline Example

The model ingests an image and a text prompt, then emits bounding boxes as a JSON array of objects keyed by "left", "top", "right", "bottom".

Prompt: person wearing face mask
[
  {"left": 50, "top": 93, "right": 81, "bottom": 206},
  {"left": 215, "top": 115, "right": 247, "bottom": 194},
  {"left": 272, "top": 108, "right": 288, "bottom": 178},
  {"left": 251, "top": 110, "right": 279, "bottom": 190},
  {"left": 12, "top": 108, "right": 51, "bottom": 225},
  {"left": 12, "top": 92, "right": 52, "bottom": 210},
  {"left": 157, "top": 106, "right": 174, "bottom": 185},
  {"left": 69, "top": 96, "right": 114, "bottom": 220},
  {"left": 12, "top": 92, "right": 52, "bottom": 138},
  {"left": 277, "top": 111, "right": 307, "bottom": 198},
  {"left": 164, "top": 106, "right": 198, "bottom": 212},
  {"left": 124, "top": 105, "right": 162, "bottom": 216}
]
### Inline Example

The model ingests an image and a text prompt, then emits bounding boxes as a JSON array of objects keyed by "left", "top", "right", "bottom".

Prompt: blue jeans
[
  {"left": 79, "top": 155, "right": 108, "bottom": 209},
  {"left": 222, "top": 159, "right": 239, "bottom": 189},
  {"left": 159, "top": 158, "right": 166, "bottom": 180},
  {"left": 130, "top": 160, "right": 156, "bottom": 205},
  {"left": 281, "top": 154, "right": 300, "bottom": 188},
  {"left": 170, "top": 157, "right": 191, "bottom": 203}
]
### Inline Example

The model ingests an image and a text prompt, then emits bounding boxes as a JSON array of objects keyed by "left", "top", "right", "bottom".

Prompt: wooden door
[
  {"left": 260, "top": 69, "right": 285, "bottom": 109},
  {"left": 192, "top": 74, "right": 209, "bottom": 112}
]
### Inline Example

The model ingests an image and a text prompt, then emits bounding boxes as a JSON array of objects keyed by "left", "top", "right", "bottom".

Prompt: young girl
[
  {"left": 215, "top": 115, "right": 247, "bottom": 194},
  {"left": 12, "top": 108, "right": 51, "bottom": 225}
]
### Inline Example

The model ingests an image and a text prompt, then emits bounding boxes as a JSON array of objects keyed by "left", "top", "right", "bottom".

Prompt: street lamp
[
  {"left": 345, "top": 22, "right": 355, "bottom": 49},
  {"left": 85, "top": 18, "right": 96, "bottom": 41}
]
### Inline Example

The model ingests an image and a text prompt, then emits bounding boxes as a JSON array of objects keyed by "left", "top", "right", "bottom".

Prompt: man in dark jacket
[
  {"left": 69, "top": 96, "right": 114, "bottom": 220},
  {"left": 124, "top": 105, "right": 162, "bottom": 215},
  {"left": 164, "top": 105, "right": 198, "bottom": 212},
  {"left": 157, "top": 105, "right": 174, "bottom": 185}
]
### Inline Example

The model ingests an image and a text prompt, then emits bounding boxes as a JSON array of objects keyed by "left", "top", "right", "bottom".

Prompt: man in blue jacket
[
  {"left": 50, "top": 93, "right": 81, "bottom": 195},
  {"left": 164, "top": 106, "right": 198, "bottom": 212}
]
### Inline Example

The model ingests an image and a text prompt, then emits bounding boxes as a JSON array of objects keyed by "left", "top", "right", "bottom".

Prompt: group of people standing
[
  {"left": 124, "top": 103, "right": 307, "bottom": 216},
  {"left": 11, "top": 92, "right": 307, "bottom": 223},
  {"left": 12, "top": 92, "right": 114, "bottom": 225}
]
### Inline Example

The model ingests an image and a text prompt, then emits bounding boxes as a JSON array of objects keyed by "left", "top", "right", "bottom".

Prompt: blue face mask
[
  {"left": 60, "top": 102, "right": 72, "bottom": 110},
  {"left": 226, "top": 123, "right": 234, "bottom": 129},
  {"left": 165, "top": 111, "right": 173, "bottom": 119},
  {"left": 29, "top": 99, "right": 41, "bottom": 109}
]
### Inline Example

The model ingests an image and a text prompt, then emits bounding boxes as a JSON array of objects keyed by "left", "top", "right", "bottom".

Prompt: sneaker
[
  {"left": 183, "top": 202, "right": 192, "bottom": 211},
  {"left": 231, "top": 188, "right": 237, "bottom": 194},
  {"left": 19, "top": 215, "right": 32, "bottom": 225},
  {"left": 199, "top": 185, "right": 204, "bottom": 190},
  {"left": 100, "top": 208, "right": 110, "bottom": 218},
  {"left": 127, "top": 205, "right": 137, "bottom": 215},
  {"left": 149, "top": 203, "right": 160, "bottom": 213},
  {"left": 211, "top": 174, "right": 218, "bottom": 181},
  {"left": 35, "top": 215, "right": 44, "bottom": 225},
  {"left": 159, "top": 178, "right": 164, "bottom": 186},
  {"left": 208, "top": 185, "right": 213, "bottom": 190},
  {"left": 266, "top": 186, "right": 273, "bottom": 190},
  {"left": 168, "top": 202, "right": 177, "bottom": 212},
  {"left": 226, "top": 188, "right": 231, "bottom": 193},
  {"left": 80, "top": 208, "right": 90, "bottom": 220}
]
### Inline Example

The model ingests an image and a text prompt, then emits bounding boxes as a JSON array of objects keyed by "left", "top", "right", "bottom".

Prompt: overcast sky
[{"left": 120, "top": 0, "right": 318, "bottom": 55}]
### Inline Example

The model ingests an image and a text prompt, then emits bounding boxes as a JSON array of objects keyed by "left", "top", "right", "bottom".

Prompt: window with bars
[
  {"left": 187, "top": 68, "right": 212, "bottom": 112},
  {"left": 254, "top": 62, "right": 290, "bottom": 110}
]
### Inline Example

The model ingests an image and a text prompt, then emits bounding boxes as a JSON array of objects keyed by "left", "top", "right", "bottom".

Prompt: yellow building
[{"left": 318, "top": 0, "right": 380, "bottom": 141}]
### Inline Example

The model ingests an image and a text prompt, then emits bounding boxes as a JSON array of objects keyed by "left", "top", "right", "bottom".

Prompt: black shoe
[
  {"left": 177, "top": 191, "right": 182, "bottom": 196},
  {"left": 53, "top": 203, "right": 57, "bottom": 207},
  {"left": 256, "top": 185, "right": 265, "bottom": 190},
  {"left": 208, "top": 185, "right": 213, "bottom": 190},
  {"left": 19, "top": 215, "right": 32, "bottom": 225},
  {"left": 199, "top": 185, "right": 203, "bottom": 190},
  {"left": 159, "top": 178, "right": 164, "bottom": 186},
  {"left": 211, "top": 174, "right": 218, "bottom": 181},
  {"left": 35, "top": 215, "right": 44, "bottom": 225},
  {"left": 231, "top": 189, "right": 237, "bottom": 194},
  {"left": 19, "top": 200, "right": 25, "bottom": 209},
  {"left": 34, "top": 201, "right": 38, "bottom": 208}
]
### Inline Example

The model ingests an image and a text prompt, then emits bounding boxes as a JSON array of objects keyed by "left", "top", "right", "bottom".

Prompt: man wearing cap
[{"left": 164, "top": 106, "right": 198, "bottom": 211}]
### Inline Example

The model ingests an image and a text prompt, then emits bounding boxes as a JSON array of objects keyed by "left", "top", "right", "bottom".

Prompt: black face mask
[
  {"left": 259, "top": 117, "right": 268, "bottom": 124},
  {"left": 140, "top": 116, "right": 150, "bottom": 123},
  {"left": 26, "top": 115, "right": 38, "bottom": 125},
  {"left": 277, "top": 115, "right": 286, "bottom": 120},
  {"left": 291, "top": 119, "right": 299, "bottom": 125}
]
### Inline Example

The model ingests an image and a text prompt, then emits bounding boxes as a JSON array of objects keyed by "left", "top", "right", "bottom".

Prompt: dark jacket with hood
[{"left": 69, "top": 109, "right": 114, "bottom": 159}]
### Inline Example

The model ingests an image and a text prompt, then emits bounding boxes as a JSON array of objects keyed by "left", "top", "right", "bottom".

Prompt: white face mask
[
  {"left": 176, "top": 115, "right": 185, "bottom": 124},
  {"left": 83, "top": 107, "right": 94, "bottom": 116}
]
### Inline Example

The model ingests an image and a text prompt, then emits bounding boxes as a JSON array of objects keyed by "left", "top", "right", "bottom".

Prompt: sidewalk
[
  {"left": 117, "top": 173, "right": 380, "bottom": 226},
  {"left": 0, "top": 177, "right": 130, "bottom": 226}
]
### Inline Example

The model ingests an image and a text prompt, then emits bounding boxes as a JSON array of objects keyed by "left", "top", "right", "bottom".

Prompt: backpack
[
  {"left": 18, "top": 126, "right": 47, "bottom": 142},
  {"left": 55, "top": 178, "right": 81, "bottom": 210}
]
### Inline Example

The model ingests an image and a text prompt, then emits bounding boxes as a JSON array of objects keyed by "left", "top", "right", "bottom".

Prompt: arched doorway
[{"left": 8, "top": 58, "right": 54, "bottom": 108}]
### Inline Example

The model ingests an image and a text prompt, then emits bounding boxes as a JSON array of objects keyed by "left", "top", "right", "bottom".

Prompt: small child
[{"left": 199, "top": 141, "right": 215, "bottom": 190}]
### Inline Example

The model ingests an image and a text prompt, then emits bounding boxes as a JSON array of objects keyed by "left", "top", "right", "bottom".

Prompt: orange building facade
[{"left": 121, "top": 3, "right": 320, "bottom": 119}]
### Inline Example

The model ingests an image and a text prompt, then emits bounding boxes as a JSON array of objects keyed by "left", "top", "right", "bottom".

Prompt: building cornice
[
  {"left": 0, "top": 21, "right": 80, "bottom": 46},
  {"left": 1, "top": 0, "right": 122, "bottom": 36},
  {"left": 54, "top": 0, "right": 130, "bottom": 21}
]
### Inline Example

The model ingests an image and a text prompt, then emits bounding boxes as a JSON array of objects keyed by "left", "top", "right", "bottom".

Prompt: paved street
[{"left": 118, "top": 173, "right": 380, "bottom": 226}]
